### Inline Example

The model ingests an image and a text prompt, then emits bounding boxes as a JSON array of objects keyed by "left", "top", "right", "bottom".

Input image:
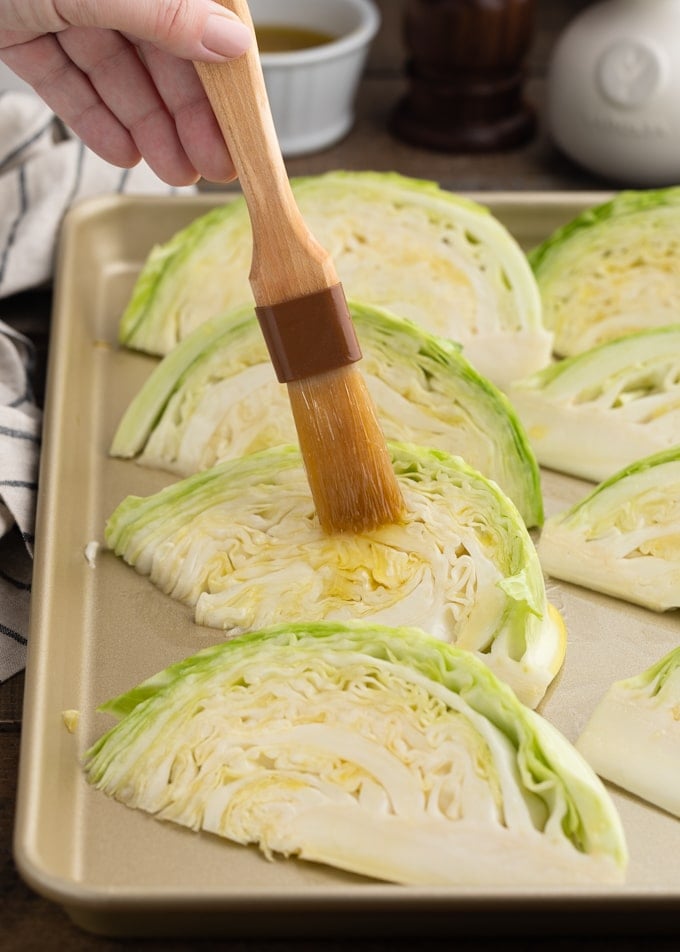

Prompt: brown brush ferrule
[{"left": 255, "top": 283, "right": 362, "bottom": 383}]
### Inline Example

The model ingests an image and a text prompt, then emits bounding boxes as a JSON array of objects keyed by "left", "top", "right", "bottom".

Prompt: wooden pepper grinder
[{"left": 390, "top": 0, "right": 537, "bottom": 152}]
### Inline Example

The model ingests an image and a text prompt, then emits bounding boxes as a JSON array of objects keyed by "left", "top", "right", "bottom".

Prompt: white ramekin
[{"left": 249, "top": 0, "right": 381, "bottom": 157}]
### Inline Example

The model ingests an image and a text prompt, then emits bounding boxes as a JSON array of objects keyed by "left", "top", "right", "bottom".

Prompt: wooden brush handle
[{"left": 194, "top": 0, "right": 338, "bottom": 305}]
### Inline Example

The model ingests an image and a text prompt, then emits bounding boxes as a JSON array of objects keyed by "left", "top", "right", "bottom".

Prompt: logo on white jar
[
  {"left": 585, "top": 110, "right": 669, "bottom": 138},
  {"left": 596, "top": 39, "right": 664, "bottom": 108}
]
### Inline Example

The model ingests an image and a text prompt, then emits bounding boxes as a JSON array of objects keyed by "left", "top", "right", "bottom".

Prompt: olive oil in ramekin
[{"left": 255, "top": 24, "right": 335, "bottom": 53}]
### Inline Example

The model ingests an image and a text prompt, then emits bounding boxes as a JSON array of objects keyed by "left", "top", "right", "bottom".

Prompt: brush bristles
[{"left": 287, "top": 364, "right": 405, "bottom": 534}]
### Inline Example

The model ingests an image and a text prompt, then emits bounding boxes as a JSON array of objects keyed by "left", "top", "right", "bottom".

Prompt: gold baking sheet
[{"left": 13, "top": 192, "right": 680, "bottom": 938}]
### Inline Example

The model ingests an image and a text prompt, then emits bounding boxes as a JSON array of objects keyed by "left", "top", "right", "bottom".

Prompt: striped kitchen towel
[
  {"left": 0, "top": 89, "right": 189, "bottom": 300},
  {"left": 0, "top": 87, "right": 194, "bottom": 678},
  {"left": 0, "top": 319, "right": 41, "bottom": 681}
]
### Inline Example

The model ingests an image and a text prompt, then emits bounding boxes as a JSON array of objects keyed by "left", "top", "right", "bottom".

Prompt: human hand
[{"left": 0, "top": 0, "right": 252, "bottom": 186}]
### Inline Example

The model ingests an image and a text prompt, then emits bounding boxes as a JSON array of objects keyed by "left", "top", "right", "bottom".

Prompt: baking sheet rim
[{"left": 13, "top": 189, "right": 680, "bottom": 934}]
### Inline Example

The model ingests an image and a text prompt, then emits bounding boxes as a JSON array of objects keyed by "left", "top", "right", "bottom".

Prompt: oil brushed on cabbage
[{"left": 193, "top": 0, "right": 403, "bottom": 535}]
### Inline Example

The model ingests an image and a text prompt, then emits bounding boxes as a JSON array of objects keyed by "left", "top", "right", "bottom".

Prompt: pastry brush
[{"left": 194, "top": 0, "right": 404, "bottom": 534}]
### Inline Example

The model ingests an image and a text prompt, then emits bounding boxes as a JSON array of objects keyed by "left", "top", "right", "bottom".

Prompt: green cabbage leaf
[
  {"left": 537, "top": 447, "right": 680, "bottom": 611},
  {"left": 105, "top": 442, "right": 564, "bottom": 708},
  {"left": 528, "top": 187, "right": 680, "bottom": 358},
  {"left": 84, "top": 621, "right": 627, "bottom": 886},
  {"left": 111, "top": 301, "right": 543, "bottom": 527},
  {"left": 508, "top": 325, "right": 680, "bottom": 483},
  {"left": 118, "top": 171, "right": 548, "bottom": 389},
  {"left": 576, "top": 645, "right": 680, "bottom": 819}
]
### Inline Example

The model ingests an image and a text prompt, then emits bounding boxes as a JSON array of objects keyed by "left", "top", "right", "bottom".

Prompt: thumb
[{"left": 7, "top": 0, "right": 252, "bottom": 60}]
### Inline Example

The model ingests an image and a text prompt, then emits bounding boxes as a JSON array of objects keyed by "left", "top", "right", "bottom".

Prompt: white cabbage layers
[
  {"left": 538, "top": 447, "right": 680, "bottom": 611},
  {"left": 105, "top": 443, "right": 565, "bottom": 708},
  {"left": 577, "top": 645, "right": 680, "bottom": 819},
  {"left": 118, "top": 172, "right": 549, "bottom": 389},
  {"left": 508, "top": 326, "right": 680, "bottom": 483},
  {"left": 84, "top": 622, "right": 627, "bottom": 886},
  {"left": 529, "top": 187, "right": 680, "bottom": 358},
  {"left": 111, "top": 302, "right": 543, "bottom": 527}
]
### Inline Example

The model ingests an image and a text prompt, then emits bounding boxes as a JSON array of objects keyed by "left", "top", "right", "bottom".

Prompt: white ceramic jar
[
  {"left": 250, "top": 0, "right": 380, "bottom": 157},
  {"left": 546, "top": 0, "right": 680, "bottom": 186}
]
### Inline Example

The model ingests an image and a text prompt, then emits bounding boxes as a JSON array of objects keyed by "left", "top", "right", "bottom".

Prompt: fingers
[
  {"left": 57, "top": 28, "right": 200, "bottom": 185},
  {"left": 0, "top": 28, "right": 204, "bottom": 185},
  {"left": 0, "top": 0, "right": 252, "bottom": 186},
  {"left": 1, "top": 0, "right": 252, "bottom": 62},
  {"left": 0, "top": 34, "right": 141, "bottom": 169},
  {"left": 138, "top": 41, "right": 236, "bottom": 183},
  {"left": 0, "top": 3, "right": 68, "bottom": 33},
  {"left": 54, "top": 0, "right": 252, "bottom": 61}
]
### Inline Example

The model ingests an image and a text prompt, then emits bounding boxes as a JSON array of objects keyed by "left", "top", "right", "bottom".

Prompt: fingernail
[{"left": 202, "top": 13, "right": 252, "bottom": 58}]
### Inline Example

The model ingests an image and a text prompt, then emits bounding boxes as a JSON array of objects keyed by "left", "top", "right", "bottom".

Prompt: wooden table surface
[{"left": 2, "top": 2, "right": 679, "bottom": 948}]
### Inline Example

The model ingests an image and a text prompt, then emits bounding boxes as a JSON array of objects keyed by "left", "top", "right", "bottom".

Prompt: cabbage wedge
[
  {"left": 529, "top": 187, "right": 680, "bottom": 358},
  {"left": 111, "top": 302, "right": 543, "bottom": 527},
  {"left": 105, "top": 442, "right": 564, "bottom": 708},
  {"left": 537, "top": 447, "right": 680, "bottom": 611},
  {"left": 576, "top": 645, "right": 680, "bottom": 819},
  {"left": 118, "top": 171, "right": 549, "bottom": 389},
  {"left": 84, "top": 621, "right": 627, "bottom": 886},
  {"left": 508, "top": 325, "right": 680, "bottom": 483}
]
